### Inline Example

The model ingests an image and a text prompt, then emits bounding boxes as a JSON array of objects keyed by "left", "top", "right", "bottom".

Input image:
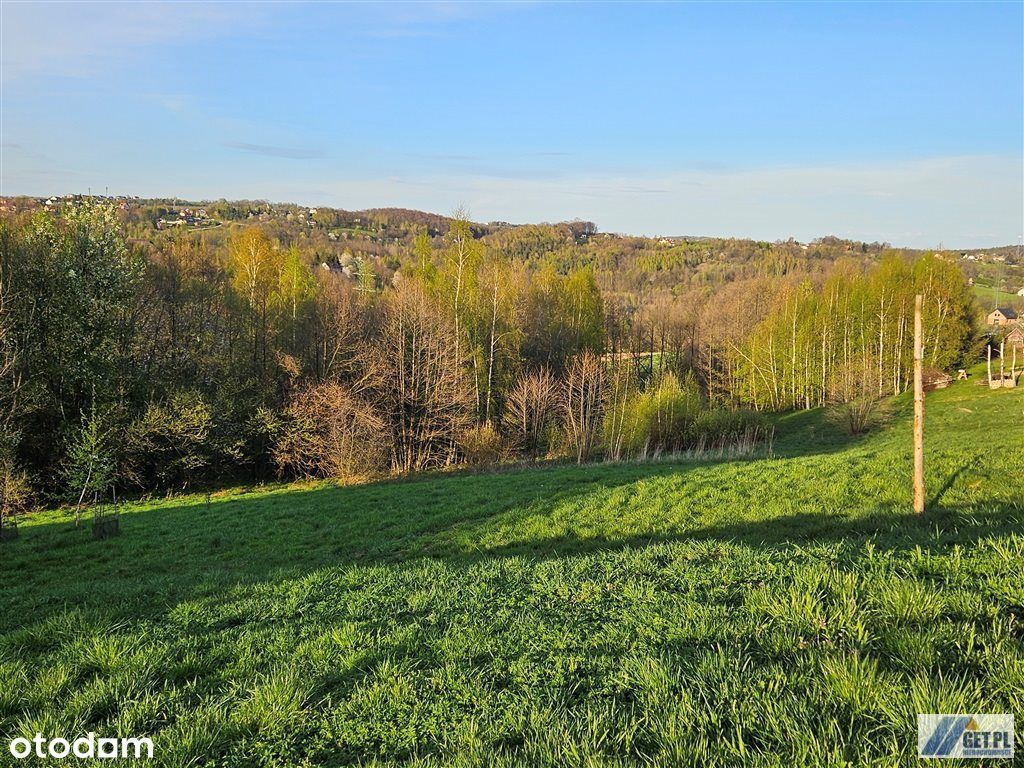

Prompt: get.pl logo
[
  {"left": 918, "top": 714, "right": 1014, "bottom": 759},
  {"left": 7, "top": 732, "right": 153, "bottom": 760}
]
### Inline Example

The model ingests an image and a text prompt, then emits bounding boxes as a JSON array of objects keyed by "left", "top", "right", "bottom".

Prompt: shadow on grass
[
  {"left": 452, "top": 501, "right": 1024, "bottom": 565},
  {"left": 927, "top": 457, "right": 981, "bottom": 509},
  {"left": 769, "top": 394, "right": 912, "bottom": 458},
  {"left": 2, "top": 432, "right": 1021, "bottom": 636}
]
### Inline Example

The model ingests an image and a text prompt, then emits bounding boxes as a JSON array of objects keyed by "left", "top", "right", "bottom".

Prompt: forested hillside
[{"left": 0, "top": 198, "right": 986, "bottom": 512}]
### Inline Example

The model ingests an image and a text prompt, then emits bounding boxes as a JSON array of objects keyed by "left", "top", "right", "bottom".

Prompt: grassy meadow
[
  {"left": 973, "top": 281, "right": 1022, "bottom": 311},
  {"left": 1, "top": 377, "right": 1022, "bottom": 767}
]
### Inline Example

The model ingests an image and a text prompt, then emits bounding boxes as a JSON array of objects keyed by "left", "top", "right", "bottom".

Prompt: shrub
[
  {"left": 62, "top": 403, "right": 119, "bottom": 522},
  {"left": 826, "top": 355, "right": 891, "bottom": 436},
  {"left": 459, "top": 423, "right": 508, "bottom": 467},
  {"left": 0, "top": 461, "right": 32, "bottom": 528},
  {"left": 610, "top": 372, "right": 703, "bottom": 459},
  {"left": 274, "top": 382, "right": 386, "bottom": 481},
  {"left": 692, "top": 408, "right": 768, "bottom": 449},
  {"left": 604, "top": 372, "right": 769, "bottom": 460},
  {"left": 246, "top": 405, "right": 286, "bottom": 479},
  {"left": 826, "top": 397, "right": 890, "bottom": 436},
  {"left": 126, "top": 391, "right": 214, "bottom": 489}
]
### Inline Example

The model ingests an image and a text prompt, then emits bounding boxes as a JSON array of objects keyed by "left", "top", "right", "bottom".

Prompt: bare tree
[
  {"left": 368, "top": 280, "right": 474, "bottom": 473},
  {"left": 564, "top": 351, "right": 605, "bottom": 464},
  {"left": 504, "top": 367, "right": 559, "bottom": 457},
  {"left": 311, "top": 273, "right": 366, "bottom": 381}
]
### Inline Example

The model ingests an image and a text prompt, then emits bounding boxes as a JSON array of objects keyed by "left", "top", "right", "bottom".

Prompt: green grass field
[
  {"left": 973, "top": 281, "right": 1022, "bottom": 311},
  {"left": 1, "top": 379, "right": 1022, "bottom": 766}
]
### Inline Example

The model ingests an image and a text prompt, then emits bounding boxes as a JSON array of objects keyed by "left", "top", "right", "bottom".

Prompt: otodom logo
[
  {"left": 7, "top": 732, "right": 153, "bottom": 760},
  {"left": 918, "top": 714, "right": 1014, "bottom": 759}
]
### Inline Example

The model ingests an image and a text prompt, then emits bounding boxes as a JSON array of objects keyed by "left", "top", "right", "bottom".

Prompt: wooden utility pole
[{"left": 913, "top": 294, "right": 925, "bottom": 514}]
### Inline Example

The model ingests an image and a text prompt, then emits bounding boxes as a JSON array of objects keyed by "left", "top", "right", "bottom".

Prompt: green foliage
[
  {"left": 2, "top": 204, "right": 144, "bottom": 478},
  {"left": 691, "top": 407, "right": 768, "bottom": 447},
  {"left": 734, "top": 255, "right": 978, "bottom": 410},
  {"left": 354, "top": 256, "right": 377, "bottom": 296},
  {"left": 0, "top": 203, "right": 992, "bottom": 502},
  {"left": 611, "top": 371, "right": 702, "bottom": 457},
  {"left": 608, "top": 372, "right": 766, "bottom": 459},
  {"left": 522, "top": 265, "right": 605, "bottom": 369},
  {"left": 0, "top": 461, "right": 32, "bottom": 526},
  {"left": 61, "top": 403, "right": 118, "bottom": 513},
  {"left": 126, "top": 391, "right": 214, "bottom": 489},
  {"left": 273, "top": 247, "right": 317, "bottom": 352}
]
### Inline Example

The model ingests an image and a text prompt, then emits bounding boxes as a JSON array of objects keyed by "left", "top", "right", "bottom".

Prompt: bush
[
  {"left": 605, "top": 372, "right": 769, "bottom": 460},
  {"left": 826, "top": 354, "right": 891, "bottom": 436},
  {"left": 610, "top": 372, "right": 703, "bottom": 459},
  {"left": 459, "top": 423, "right": 508, "bottom": 467},
  {"left": 126, "top": 391, "right": 214, "bottom": 489},
  {"left": 0, "top": 461, "right": 32, "bottom": 528},
  {"left": 826, "top": 397, "right": 890, "bottom": 436},
  {"left": 274, "top": 382, "right": 386, "bottom": 481},
  {"left": 62, "top": 403, "right": 119, "bottom": 521},
  {"left": 692, "top": 408, "right": 768, "bottom": 449}
]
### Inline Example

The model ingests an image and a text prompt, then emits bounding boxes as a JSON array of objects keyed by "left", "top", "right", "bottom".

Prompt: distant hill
[{"left": 3, "top": 195, "right": 1020, "bottom": 305}]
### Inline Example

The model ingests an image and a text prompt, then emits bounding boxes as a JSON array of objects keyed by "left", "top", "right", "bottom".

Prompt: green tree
[
  {"left": 62, "top": 402, "right": 118, "bottom": 523},
  {"left": 274, "top": 246, "right": 316, "bottom": 354},
  {"left": 1, "top": 203, "right": 144, "bottom": 483},
  {"left": 229, "top": 227, "right": 279, "bottom": 374}
]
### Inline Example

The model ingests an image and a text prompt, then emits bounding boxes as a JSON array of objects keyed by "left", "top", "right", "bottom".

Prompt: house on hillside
[
  {"left": 1017, "top": 287, "right": 1024, "bottom": 297},
  {"left": 987, "top": 307, "right": 1019, "bottom": 326}
]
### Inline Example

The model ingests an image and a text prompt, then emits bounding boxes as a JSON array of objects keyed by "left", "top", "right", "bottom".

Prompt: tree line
[
  {"left": 0, "top": 202, "right": 979, "bottom": 518},
  {"left": 724, "top": 256, "right": 976, "bottom": 410}
]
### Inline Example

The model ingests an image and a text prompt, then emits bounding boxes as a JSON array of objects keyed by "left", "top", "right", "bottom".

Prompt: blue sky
[{"left": 2, "top": 1, "right": 1021, "bottom": 247}]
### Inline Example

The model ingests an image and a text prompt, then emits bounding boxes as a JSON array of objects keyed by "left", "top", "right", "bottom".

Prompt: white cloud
[
  {"left": 0, "top": 1, "right": 522, "bottom": 81},
  {"left": 0, "top": 2, "right": 268, "bottom": 82}
]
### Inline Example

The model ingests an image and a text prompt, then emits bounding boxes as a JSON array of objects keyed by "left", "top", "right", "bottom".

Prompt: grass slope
[
  {"left": 974, "top": 285, "right": 1022, "bottom": 311},
  {"left": 1, "top": 380, "right": 1022, "bottom": 767}
]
